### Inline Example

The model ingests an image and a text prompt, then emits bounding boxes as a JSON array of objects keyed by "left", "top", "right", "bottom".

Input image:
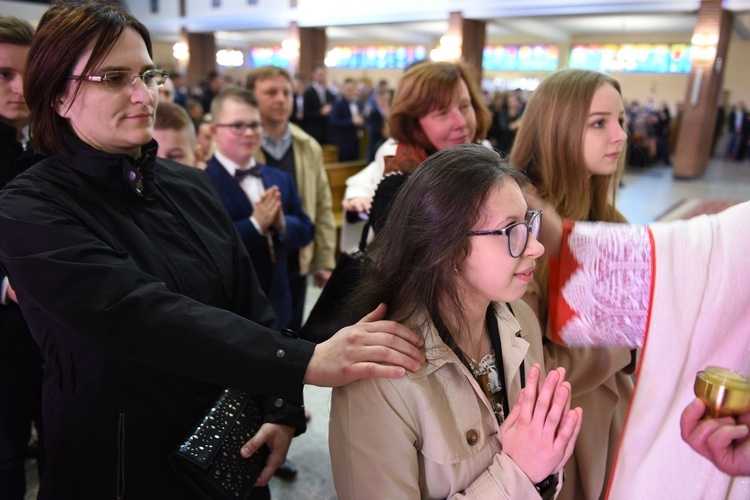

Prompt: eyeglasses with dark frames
[
  {"left": 67, "top": 69, "right": 168, "bottom": 91},
  {"left": 466, "top": 210, "right": 542, "bottom": 258},
  {"left": 213, "top": 122, "right": 263, "bottom": 135}
]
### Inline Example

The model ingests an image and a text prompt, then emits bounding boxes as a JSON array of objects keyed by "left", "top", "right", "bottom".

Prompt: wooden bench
[
  {"left": 322, "top": 144, "right": 339, "bottom": 164},
  {"left": 325, "top": 159, "right": 369, "bottom": 228},
  {"left": 325, "top": 159, "right": 369, "bottom": 254}
]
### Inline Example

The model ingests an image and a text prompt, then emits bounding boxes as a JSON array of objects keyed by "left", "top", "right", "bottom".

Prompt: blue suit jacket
[
  {"left": 206, "top": 157, "right": 314, "bottom": 329},
  {"left": 329, "top": 97, "right": 364, "bottom": 161}
]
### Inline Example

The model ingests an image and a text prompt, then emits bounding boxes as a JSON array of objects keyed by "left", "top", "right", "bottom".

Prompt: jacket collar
[
  {"left": 58, "top": 137, "right": 159, "bottom": 197},
  {"left": 409, "top": 302, "right": 530, "bottom": 381}
]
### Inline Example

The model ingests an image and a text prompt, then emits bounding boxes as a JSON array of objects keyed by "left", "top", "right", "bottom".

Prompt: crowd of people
[
  {"left": 1, "top": 2, "right": 749, "bottom": 499},
  {"left": 157, "top": 61, "right": 393, "bottom": 167},
  {"left": 0, "top": 4, "right": 422, "bottom": 498},
  {"left": 147, "top": 46, "right": 695, "bottom": 175}
]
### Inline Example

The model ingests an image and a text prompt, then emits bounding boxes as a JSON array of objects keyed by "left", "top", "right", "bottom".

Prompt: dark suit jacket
[
  {"left": 206, "top": 157, "right": 315, "bottom": 329},
  {"left": 727, "top": 110, "right": 750, "bottom": 135},
  {"left": 329, "top": 97, "right": 364, "bottom": 161},
  {"left": 0, "top": 122, "right": 44, "bottom": 384},
  {"left": 302, "top": 85, "right": 335, "bottom": 145},
  {"left": 365, "top": 104, "right": 387, "bottom": 163},
  {"left": 291, "top": 92, "right": 304, "bottom": 127}
]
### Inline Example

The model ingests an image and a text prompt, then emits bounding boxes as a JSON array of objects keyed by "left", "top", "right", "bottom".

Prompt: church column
[
  {"left": 672, "top": 0, "right": 733, "bottom": 178},
  {"left": 449, "top": 11, "right": 486, "bottom": 82},
  {"left": 298, "top": 27, "right": 327, "bottom": 81},
  {"left": 186, "top": 32, "right": 216, "bottom": 86}
]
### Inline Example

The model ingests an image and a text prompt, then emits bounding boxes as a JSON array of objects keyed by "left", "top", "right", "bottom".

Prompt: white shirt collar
[{"left": 214, "top": 150, "right": 256, "bottom": 177}]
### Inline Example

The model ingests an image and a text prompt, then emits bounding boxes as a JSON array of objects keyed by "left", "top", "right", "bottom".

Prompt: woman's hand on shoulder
[
  {"left": 499, "top": 364, "right": 582, "bottom": 483},
  {"left": 303, "top": 303, "right": 425, "bottom": 387}
]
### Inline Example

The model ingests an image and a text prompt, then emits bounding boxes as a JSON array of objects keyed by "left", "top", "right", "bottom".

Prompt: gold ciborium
[{"left": 694, "top": 366, "right": 750, "bottom": 418}]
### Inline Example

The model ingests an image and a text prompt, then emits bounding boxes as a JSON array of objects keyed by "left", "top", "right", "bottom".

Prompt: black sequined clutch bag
[{"left": 170, "top": 388, "right": 269, "bottom": 500}]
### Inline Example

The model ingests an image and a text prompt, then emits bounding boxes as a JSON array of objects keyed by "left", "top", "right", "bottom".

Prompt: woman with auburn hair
[
  {"left": 330, "top": 144, "right": 582, "bottom": 498},
  {"left": 341, "top": 61, "right": 491, "bottom": 224},
  {"left": 510, "top": 68, "right": 633, "bottom": 500}
]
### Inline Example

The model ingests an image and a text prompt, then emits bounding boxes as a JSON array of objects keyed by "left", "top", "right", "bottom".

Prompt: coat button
[
  {"left": 275, "top": 398, "right": 284, "bottom": 408},
  {"left": 465, "top": 430, "right": 479, "bottom": 446},
  {"left": 281, "top": 328, "right": 298, "bottom": 339},
  {"left": 276, "top": 349, "right": 285, "bottom": 358}
]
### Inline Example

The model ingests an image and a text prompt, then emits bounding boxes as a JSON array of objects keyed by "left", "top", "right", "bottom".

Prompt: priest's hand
[{"left": 681, "top": 398, "right": 750, "bottom": 477}]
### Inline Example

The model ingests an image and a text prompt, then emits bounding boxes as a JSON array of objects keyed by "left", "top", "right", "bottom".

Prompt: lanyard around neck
[
  {"left": 434, "top": 304, "right": 525, "bottom": 419},
  {"left": 485, "top": 304, "right": 525, "bottom": 417}
]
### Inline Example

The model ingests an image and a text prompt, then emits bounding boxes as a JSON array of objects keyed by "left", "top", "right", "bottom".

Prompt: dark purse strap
[
  {"left": 357, "top": 218, "right": 370, "bottom": 252},
  {"left": 485, "top": 304, "right": 525, "bottom": 418},
  {"left": 433, "top": 304, "right": 525, "bottom": 419}
]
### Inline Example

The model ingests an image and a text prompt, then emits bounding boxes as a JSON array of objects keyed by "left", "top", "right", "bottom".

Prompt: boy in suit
[{"left": 205, "top": 87, "right": 314, "bottom": 331}]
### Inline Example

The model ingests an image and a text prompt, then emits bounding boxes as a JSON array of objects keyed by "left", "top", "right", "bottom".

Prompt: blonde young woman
[{"left": 510, "top": 68, "right": 633, "bottom": 500}]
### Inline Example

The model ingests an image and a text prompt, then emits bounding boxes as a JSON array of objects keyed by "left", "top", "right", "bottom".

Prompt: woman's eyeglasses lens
[
  {"left": 102, "top": 70, "right": 167, "bottom": 90},
  {"left": 509, "top": 211, "right": 541, "bottom": 257},
  {"left": 68, "top": 69, "right": 168, "bottom": 91},
  {"left": 466, "top": 210, "right": 541, "bottom": 258},
  {"left": 508, "top": 224, "right": 527, "bottom": 258}
]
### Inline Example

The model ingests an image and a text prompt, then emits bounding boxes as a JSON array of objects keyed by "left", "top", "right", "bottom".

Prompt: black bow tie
[{"left": 234, "top": 165, "right": 261, "bottom": 181}]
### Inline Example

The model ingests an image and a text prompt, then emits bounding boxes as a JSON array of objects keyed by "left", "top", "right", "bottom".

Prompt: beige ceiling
[
  {"left": 4, "top": 0, "right": 750, "bottom": 47},
  {"left": 207, "top": 8, "right": 750, "bottom": 48},
  {"left": 210, "top": 13, "right": 750, "bottom": 49}
]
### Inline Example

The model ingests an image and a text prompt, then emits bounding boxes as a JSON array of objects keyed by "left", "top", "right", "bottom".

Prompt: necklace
[
  {"left": 467, "top": 352, "right": 506, "bottom": 424},
  {"left": 434, "top": 305, "right": 525, "bottom": 426}
]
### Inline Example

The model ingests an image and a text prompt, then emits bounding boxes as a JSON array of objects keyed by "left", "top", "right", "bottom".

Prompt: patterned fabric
[
  {"left": 545, "top": 205, "right": 750, "bottom": 498},
  {"left": 383, "top": 142, "right": 428, "bottom": 176},
  {"left": 261, "top": 124, "right": 293, "bottom": 162},
  {"left": 557, "top": 222, "right": 652, "bottom": 349}
]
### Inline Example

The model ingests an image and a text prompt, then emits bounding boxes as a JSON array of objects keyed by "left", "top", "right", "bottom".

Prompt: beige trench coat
[
  {"left": 255, "top": 123, "right": 336, "bottom": 275},
  {"left": 329, "top": 301, "right": 560, "bottom": 499}
]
